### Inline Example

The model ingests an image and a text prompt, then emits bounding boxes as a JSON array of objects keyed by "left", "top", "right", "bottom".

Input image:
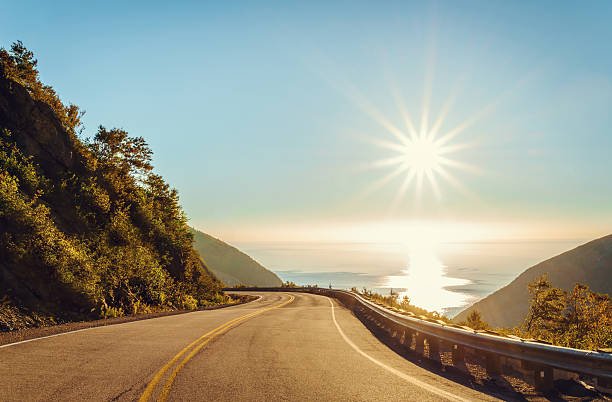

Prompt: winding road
[{"left": 0, "top": 292, "right": 499, "bottom": 401}]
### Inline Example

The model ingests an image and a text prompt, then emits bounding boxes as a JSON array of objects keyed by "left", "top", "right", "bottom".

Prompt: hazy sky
[{"left": 3, "top": 1, "right": 612, "bottom": 242}]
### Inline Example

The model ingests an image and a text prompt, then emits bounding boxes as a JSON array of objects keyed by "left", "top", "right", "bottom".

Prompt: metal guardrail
[{"left": 224, "top": 287, "right": 612, "bottom": 391}]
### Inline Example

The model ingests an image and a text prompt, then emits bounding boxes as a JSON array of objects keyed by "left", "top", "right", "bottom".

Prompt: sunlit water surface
[
  {"left": 235, "top": 239, "right": 584, "bottom": 317},
  {"left": 384, "top": 239, "right": 471, "bottom": 313}
]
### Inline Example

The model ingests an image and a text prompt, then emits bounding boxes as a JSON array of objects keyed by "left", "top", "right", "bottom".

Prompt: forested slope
[
  {"left": 455, "top": 234, "right": 612, "bottom": 328},
  {"left": 0, "top": 42, "right": 224, "bottom": 331}
]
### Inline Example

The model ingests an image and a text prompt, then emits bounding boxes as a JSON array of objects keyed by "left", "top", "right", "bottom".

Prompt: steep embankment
[
  {"left": 190, "top": 228, "right": 282, "bottom": 287},
  {"left": 0, "top": 42, "right": 223, "bottom": 331},
  {"left": 455, "top": 234, "right": 612, "bottom": 328}
]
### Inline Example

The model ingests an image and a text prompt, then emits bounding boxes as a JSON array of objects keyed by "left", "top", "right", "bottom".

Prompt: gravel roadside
[{"left": 0, "top": 294, "right": 258, "bottom": 347}]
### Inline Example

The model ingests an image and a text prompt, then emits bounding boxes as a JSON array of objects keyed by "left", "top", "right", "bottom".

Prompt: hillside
[
  {"left": 190, "top": 228, "right": 282, "bottom": 287},
  {"left": 454, "top": 234, "right": 612, "bottom": 328},
  {"left": 0, "top": 42, "right": 223, "bottom": 331}
]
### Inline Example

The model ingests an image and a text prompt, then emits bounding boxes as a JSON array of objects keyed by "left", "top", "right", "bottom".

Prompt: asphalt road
[{"left": 0, "top": 292, "right": 500, "bottom": 401}]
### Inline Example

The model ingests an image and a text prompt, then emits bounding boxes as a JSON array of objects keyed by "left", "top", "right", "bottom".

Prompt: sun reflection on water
[{"left": 385, "top": 237, "right": 471, "bottom": 315}]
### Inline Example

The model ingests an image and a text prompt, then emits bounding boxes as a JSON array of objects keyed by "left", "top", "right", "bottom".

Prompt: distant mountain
[
  {"left": 454, "top": 234, "right": 612, "bottom": 328},
  {"left": 190, "top": 228, "right": 282, "bottom": 287}
]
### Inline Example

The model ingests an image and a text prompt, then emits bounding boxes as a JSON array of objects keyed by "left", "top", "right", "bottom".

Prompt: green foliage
[
  {"left": 519, "top": 274, "right": 612, "bottom": 349},
  {"left": 460, "top": 275, "right": 611, "bottom": 350},
  {"left": 177, "top": 294, "right": 198, "bottom": 310},
  {"left": 100, "top": 305, "right": 124, "bottom": 319},
  {"left": 89, "top": 126, "right": 153, "bottom": 181},
  {"left": 0, "top": 129, "right": 44, "bottom": 193},
  {"left": 461, "top": 310, "right": 489, "bottom": 330},
  {"left": 561, "top": 283, "right": 612, "bottom": 348},
  {"left": 524, "top": 273, "right": 566, "bottom": 334},
  {"left": 0, "top": 42, "right": 223, "bottom": 330},
  {"left": 0, "top": 168, "right": 99, "bottom": 311},
  {"left": 0, "top": 41, "right": 83, "bottom": 134}
]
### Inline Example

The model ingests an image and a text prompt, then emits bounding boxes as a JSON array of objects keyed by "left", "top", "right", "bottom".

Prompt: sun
[
  {"left": 328, "top": 56, "right": 484, "bottom": 209},
  {"left": 361, "top": 102, "right": 479, "bottom": 210},
  {"left": 403, "top": 136, "right": 441, "bottom": 174}
]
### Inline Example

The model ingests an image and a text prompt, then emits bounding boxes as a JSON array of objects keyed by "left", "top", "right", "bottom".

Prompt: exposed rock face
[
  {"left": 0, "top": 76, "right": 77, "bottom": 178},
  {"left": 454, "top": 234, "right": 612, "bottom": 328}
]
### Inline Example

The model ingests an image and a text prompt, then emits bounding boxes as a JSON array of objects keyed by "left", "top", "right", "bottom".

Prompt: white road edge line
[
  {"left": 0, "top": 327, "right": 98, "bottom": 349},
  {"left": 328, "top": 298, "right": 472, "bottom": 402},
  {"left": 0, "top": 295, "right": 264, "bottom": 349}
]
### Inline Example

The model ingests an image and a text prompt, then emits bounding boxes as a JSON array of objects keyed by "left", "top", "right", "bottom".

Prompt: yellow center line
[
  {"left": 138, "top": 312, "right": 260, "bottom": 402},
  {"left": 139, "top": 294, "right": 294, "bottom": 402}
]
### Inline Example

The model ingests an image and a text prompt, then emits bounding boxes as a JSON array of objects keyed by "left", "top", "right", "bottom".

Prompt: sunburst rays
[
  {"left": 303, "top": 40, "right": 534, "bottom": 213},
  {"left": 364, "top": 87, "right": 480, "bottom": 212}
]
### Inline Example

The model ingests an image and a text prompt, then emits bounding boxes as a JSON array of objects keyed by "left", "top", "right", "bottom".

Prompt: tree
[
  {"left": 520, "top": 275, "right": 612, "bottom": 348},
  {"left": 465, "top": 310, "right": 489, "bottom": 330},
  {"left": 0, "top": 41, "right": 83, "bottom": 133},
  {"left": 144, "top": 173, "right": 183, "bottom": 225},
  {"left": 89, "top": 126, "right": 153, "bottom": 180},
  {"left": 561, "top": 283, "right": 612, "bottom": 349},
  {"left": 524, "top": 274, "right": 566, "bottom": 336}
]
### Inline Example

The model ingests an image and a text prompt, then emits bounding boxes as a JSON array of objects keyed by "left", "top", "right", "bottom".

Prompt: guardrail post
[
  {"left": 485, "top": 352, "right": 502, "bottom": 377},
  {"left": 386, "top": 321, "right": 396, "bottom": 337},
  {"left": 451, "top": 344, "right": 465, "bottom": 366},
  {"left": 427, "top": 337, "right": 440, "bottom": 362},
  {"left": 392, "top": 323, "right": 403, "bottom": 340},
  {"left": 339, "top": 291, "right": 612, "bottom": 390},
  {"left": 402, "top": 329, "right": 413, "bottom": 350},
  {"left": 534, "top": 366, "right": 554, "bottom": 392},
  {"left": 371, "top": 312, "right": 379, "bottom": 326},
  {"left": 415, "top": 332, "right": 425, "bottom": 356}
]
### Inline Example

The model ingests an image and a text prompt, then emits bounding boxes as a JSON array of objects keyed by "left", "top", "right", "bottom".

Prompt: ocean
[{"left": 234, "top": 239, "right": 585, "bottom": 317}]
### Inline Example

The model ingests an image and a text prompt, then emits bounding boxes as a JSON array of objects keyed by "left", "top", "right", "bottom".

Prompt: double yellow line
[{"left": 138, "top": 294, "right": 294, "bottom": 402}]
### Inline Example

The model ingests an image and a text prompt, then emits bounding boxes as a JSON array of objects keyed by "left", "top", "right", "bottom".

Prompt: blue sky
[{"left": 3, "top": 1, "right": 612, "bottom": 242}]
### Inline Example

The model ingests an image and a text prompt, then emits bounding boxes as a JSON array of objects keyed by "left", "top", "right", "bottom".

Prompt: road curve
[{"left": 0, "top": 292, "right": 499, "bottom": 401}]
